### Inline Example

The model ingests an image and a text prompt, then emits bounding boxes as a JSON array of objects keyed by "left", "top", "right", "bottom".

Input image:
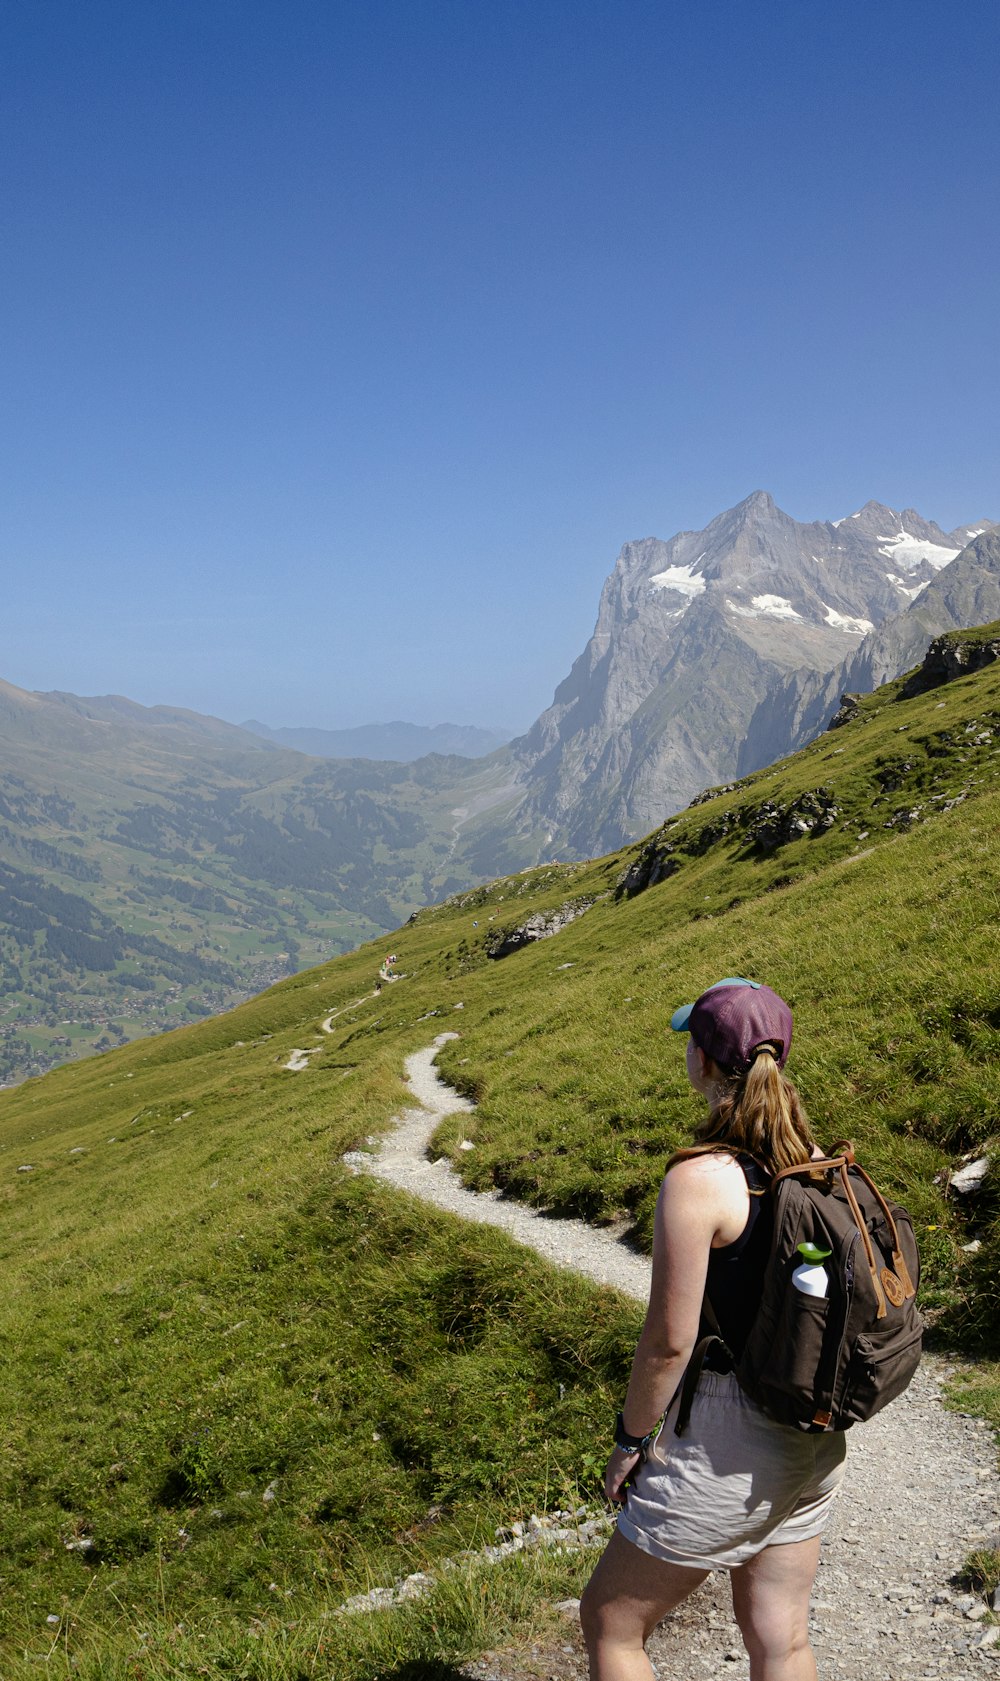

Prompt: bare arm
[{"left": 604, "top": 1153, "right": 743, "bottom": 1502}]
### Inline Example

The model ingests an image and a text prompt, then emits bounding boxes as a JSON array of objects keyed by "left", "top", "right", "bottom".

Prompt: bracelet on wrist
[{"left": 613, "top": 1410, "right": 656, "bottom": 1457}]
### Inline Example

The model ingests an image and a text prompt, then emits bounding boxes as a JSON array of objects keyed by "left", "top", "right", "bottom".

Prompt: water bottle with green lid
[{"left": 792, "top": 1241, "right": 831, "bottom": 1297}]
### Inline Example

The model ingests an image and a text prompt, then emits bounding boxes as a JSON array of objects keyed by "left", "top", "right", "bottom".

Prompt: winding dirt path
[
  {"left": 340, "top": 1033, "right": 1000, "bottom": 1681},
  {"left": 344, "top": 1034, "right": 650, "bottom": 1298}
]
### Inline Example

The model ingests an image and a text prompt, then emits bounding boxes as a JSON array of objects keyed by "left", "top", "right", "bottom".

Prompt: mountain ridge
[
  {"left": 738, "top": 527, "right": 1000, "bottom": 773},
  {"left": 484, "top": 491, "right": 996, "bottom": 856},
  {"left": 241, "top": 717, "right": 510, "bottom": 762}
]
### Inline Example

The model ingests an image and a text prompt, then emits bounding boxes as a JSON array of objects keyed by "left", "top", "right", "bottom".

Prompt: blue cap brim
[{"left": 670, "top": 1003, "right": 694, "bottom": 1032}]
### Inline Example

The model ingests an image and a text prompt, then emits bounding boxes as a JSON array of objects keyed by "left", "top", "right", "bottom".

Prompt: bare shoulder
[
  {"left": 659, "top": 1151, "right": 746, "bottom": 1226},
  {"left": 665, "top": 1151, "right": 745, "bottom": 1193},
  {"left": 655, "top": 1152, "right": 750, "bottom": 1252}
]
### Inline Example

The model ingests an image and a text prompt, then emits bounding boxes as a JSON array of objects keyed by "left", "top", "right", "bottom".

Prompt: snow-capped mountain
[
  {"left": 489, "top": 492, "right": 996, "bottom": 857},
  {"left": 738, "top": 526, "right": 1000, "bottom": 775}
]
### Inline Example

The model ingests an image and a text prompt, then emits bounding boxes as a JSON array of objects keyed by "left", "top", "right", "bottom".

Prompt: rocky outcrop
[
  {"left": 828, "top": 694, "right": 864, "bottom": 730},
  {"left": 900, "top": 625, "right": 1000, "bottom": 698},
  {"left": 743, "top": 789, "right": 839, "bottom": 851},
  {"left": 615, "top": 841, "right": 681, "bottom": 899},
  {"left": 484, "top": 898, "right": 597, "bottom": 960},
  {"left": 616, "top": 784, "right": 842, "bottom": 900}
]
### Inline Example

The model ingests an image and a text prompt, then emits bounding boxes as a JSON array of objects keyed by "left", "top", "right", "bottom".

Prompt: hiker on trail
[{"left": 581, "top": 978, "right": 846, "bottom": 1681}]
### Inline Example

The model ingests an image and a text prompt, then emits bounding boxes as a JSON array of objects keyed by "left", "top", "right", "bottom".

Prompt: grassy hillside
[{"left": 0, "top": 643, "right": 997, "bottom": 1675}]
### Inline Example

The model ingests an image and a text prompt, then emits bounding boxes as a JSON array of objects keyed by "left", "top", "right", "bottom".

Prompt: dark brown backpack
[{"left": 678, "top": 1143, "right": 924, "bottom": 1434}]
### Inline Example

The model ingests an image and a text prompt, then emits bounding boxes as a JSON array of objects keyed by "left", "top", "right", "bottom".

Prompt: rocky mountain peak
[
  {"left": 501, "top": 492, "right": 995, "bottom": 857},
  {"left": 738, "top": 527, "right": 1000, "bottom": 778},
  {"left": 703, "top": 488, "right": 787, "bottom": 549},
  {"left": 737, "top": 488, "right": 777, "bottom": 518},
  {"left": 832, "top": 500, "right": 955, "bottom": 548}
]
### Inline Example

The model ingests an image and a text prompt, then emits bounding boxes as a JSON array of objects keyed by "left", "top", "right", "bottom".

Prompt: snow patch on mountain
[
  {"left": 648, "top": 561, "right": 707, "bottom": 601},
  {"left": 877, "top": 531, "right": 961, "bottom": 571},
  {"left": 822, "top": 606, "right": 874, "bottom": 635},
  {"left": 886, "top": 573, "right": 929, "bottom": 602},
  {"left": 729, "top": 594, "right": 802, "bottom": 621}
]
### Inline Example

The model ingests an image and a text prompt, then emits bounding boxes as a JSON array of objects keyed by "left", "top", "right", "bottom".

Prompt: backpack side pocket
[
  {"left": 739, "top": 1280, "right": 836, "bottom": 1430},
  {"left": 837, "top": 1318, "right": 924, "bottom": 1427}
]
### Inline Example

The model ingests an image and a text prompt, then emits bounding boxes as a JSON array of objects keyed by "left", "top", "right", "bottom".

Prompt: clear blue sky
[{"left": 2, "top": 0, "right": 998, "bottom": 734}]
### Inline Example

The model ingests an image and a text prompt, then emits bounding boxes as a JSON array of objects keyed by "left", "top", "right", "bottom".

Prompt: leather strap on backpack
[
  {"left": 772, "top": 1144, "right": 916, "bottom": 1318},
  {"left": 833, "top": 1147, "right": 918, "bottom": 1302}
]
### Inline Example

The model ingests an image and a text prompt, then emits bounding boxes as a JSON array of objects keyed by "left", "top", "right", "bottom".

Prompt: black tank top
[{"left": 704, "top": 1154, "right": 772, "bottom": 1358}]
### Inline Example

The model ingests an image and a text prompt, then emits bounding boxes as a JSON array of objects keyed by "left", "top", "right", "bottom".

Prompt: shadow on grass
[{"left": 375, "top": 1664, "right": 471, "bottom": 1681}]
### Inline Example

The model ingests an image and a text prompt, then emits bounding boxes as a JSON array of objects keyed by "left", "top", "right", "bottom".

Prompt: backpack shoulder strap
[
  {"left": 674, "top": 1332, "right": 727, "bottom": 1435},
  {"left": 737, "top": 1151, "right": 772, "bottom": 1195},
  {"left": 685, "top": 1151, "right": 770, "bottom": 1434}
]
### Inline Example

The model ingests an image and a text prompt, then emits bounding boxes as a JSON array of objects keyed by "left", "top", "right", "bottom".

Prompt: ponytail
[{"left": 669, "top": 1045, "right": 816, "bottom": 1174}]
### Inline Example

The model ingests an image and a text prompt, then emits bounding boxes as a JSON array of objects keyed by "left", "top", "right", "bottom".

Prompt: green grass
[
  {"left": 936, "top": 621, "right": 1000, "bottom": 650},
  {"left": 0, "top": 650, "right": 998, "bottom": 1669},
  {"left": 0, "top": 960, "right": 640, "bottom": 1661},
  {"left": 1, "top": 1541, "right": 593, "bottom": 1679}
]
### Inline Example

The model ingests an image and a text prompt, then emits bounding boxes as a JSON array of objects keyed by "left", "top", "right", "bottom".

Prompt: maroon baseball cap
[{"left": 670, "top": 977, "right": 793, "bottom": 1073}]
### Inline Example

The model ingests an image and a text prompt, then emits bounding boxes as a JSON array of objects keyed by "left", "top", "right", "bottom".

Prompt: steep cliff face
[
  {"left": 738, "top": 528, "right": 1000, "bottom": 774},
  {"left": 499, "top": 493, "right": 991, "bottom": 854}
]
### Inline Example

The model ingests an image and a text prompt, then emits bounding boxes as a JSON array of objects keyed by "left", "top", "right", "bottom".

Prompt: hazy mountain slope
[
  {"left": 479, "top": 492, "right": 992, "bottom": 858},
  {"left": 0, "top": 679, "right": 511, "bottom": 1082},
  {"left": 32, "top": 688, "right": 279, "bottom": 750},
  {"left": 738, "top": 527, "right": 1000, "bottom": 772},
  {"left": 0, "top": 638, "right": 995, "bottom": 1670},
  {"left": 242, "top": 717, "right": 510, "bottom": 760}
]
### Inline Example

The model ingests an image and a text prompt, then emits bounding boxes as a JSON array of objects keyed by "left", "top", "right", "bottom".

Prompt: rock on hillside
[
  {"left": 491, "top": 493, "right": 991, "bottom": 856},
  {"left": 900, "top": 620, "right": 1000, "bottom": 697}
]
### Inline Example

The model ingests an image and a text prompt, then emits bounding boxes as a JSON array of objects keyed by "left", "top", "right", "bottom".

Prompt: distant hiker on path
[{"left": 581, "top": 978, "right": 846, "bottom": 1681}]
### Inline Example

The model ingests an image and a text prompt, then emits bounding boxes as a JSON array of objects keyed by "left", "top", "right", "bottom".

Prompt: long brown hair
[{"left": 669, "top": 1047, "right": 816, "bottom": 1174}]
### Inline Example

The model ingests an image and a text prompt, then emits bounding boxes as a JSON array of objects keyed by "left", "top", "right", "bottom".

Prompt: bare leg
[
  {"left": 730, "top": 1535, "right": 822, "bottom": 1681},
  {"left": 580, "top": 1528, "right": 709, "bottom": 1681}
]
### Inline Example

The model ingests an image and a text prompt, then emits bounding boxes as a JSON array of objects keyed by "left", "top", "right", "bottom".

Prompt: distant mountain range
[{"left": 241, "top": 719, "right": 510, "bottom": 761}]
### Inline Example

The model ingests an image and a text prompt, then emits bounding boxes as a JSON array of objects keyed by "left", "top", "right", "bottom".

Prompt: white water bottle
[{"left": 792, "top": 1242, "right": 831, "bottom": 1297}]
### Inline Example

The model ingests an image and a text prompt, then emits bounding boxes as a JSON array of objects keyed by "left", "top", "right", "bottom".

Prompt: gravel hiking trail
[{"left": 342, "top": 1034, "right": 1000, "bottom": 1681}]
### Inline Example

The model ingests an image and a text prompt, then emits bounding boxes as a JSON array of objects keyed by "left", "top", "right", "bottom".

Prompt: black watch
[{"left": 614, "top": 1410, "right": 655, "bottom": 1455}]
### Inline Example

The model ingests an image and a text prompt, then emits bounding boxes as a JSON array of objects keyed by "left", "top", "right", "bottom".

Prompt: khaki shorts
[{"left": 616, "top": 1371, "right": 847, "bottom": 1571}]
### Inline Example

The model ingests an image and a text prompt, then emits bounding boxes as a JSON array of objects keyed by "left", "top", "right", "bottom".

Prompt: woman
[{"left": 581, "top": 978, "right": 846, "bottom": 1681}]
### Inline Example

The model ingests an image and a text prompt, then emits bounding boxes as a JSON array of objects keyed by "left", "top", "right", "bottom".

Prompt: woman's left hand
[{"left": 604, "top": 1444, "right": 641, "bottom": 1505}]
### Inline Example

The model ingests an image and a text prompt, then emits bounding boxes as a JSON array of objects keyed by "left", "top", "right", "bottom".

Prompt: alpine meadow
[{"left": 0, "top": 630, "right": 998, "bottom": 1677}]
